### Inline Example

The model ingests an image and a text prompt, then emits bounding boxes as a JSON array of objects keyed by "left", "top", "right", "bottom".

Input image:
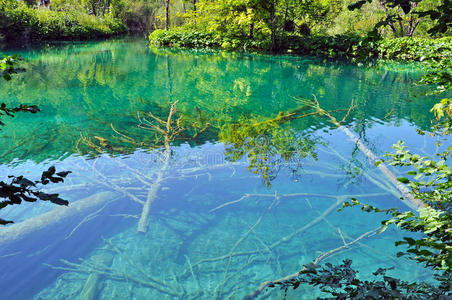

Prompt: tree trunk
[
  {"left": 0, "top": 191, "right": 115, "bottom": 246},
  {"left": 397, "top": 13, "right": 405, "bottom": 37},
  {"left": 193, "top": 0, "right": 197, "bottom": 25},
  {"left": 92, "top": 2, "right": 97, "bottom": 16},
  {"left": 278, "top": 0, "right": 289, "bottom": 51},
  {"left": 165, "top": 0, "right": 170, "bottom": 30},
  {"left": 379, "top": 0, "right": 397, "bottom": 36},
  {"left": 270, "top": 2, "right": 277, "bottom": 51},
  {"left": 406, "top": 4, "right": 419, "bottom": 37},
  {"left": 101, "top": 0, "right": 107, "bottom": 16}
]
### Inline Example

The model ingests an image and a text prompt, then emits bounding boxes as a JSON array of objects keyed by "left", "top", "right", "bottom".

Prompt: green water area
[{"left": 0, "top": 38, "right": 446, "bottom": 299}]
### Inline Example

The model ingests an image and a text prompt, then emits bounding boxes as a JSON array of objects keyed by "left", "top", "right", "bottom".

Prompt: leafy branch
[
  {"left": 273, "top": 259, "right": 451, "bottom": 299},
  {"left": 0, "top": 167, "right": 72, "bottom": 225}
]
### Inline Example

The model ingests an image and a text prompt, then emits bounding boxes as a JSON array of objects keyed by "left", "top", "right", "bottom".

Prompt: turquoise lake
[{"left": 0, "top": 38, "right": 448, "bottom": 299}]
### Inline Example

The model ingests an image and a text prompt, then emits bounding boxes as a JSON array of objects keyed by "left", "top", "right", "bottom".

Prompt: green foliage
[
  {"left": 273, "top": 259, "right": 451, "bottom": 299},
  {"left": 377, "top": 36, "right": 452, "bottom": 61},
  {"left": 0, "top": 0, "right": 126, "bottom": 41},
  {"left": 283, "top": 33, "right": 378, "bottom": 59},
  {"left": 150, "top": 0, "right": 353, "bottom": 51},
  {"left": 0, "top": 55, "right": 40, "bottom": 127},
  {"left": 0, "top": 55, "right": 22, "bottom": 81},
  {"left": 348, "top": 0, "right": 450, "bottom": 37},
  {"left": 150, "top": 28, "right": 220, "bottom": 48},
  {"left": 111, "top": 0, "right": 161, "bottom": 33},
  {"left": 388, "top": 142, "right": 451, "bottom": 211},
  {"left": 343, "top": 196, "right": 451, "bottom": 271},
  {"left": 151, "top": 23, "right": 452, "bottom": 63},
  {"left": 148, "top": 0, "right": 449, "bottom": 53},
  {"left": 416, "top": 0, "right": 452, "bottom": 35}
]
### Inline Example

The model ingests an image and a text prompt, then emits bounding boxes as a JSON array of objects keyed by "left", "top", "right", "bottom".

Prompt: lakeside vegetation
[
  {"left": 148, "top": 0, "right": 451, "bottom": 55},
  {"left": 0, "top": 0, "right": 126, "bottom": 41}
]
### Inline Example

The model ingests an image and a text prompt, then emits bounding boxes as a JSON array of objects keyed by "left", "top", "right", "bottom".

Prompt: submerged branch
[
  {"left": 245, "top": 228, "right": 378, "bottom": 299},
  {"left": 297, "top": 96, "right": 424, "bottom": 210}
]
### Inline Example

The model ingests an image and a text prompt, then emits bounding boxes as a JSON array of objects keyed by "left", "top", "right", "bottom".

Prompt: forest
[{"left": 0, "top": 0, "right": 451, "bottom": 299}]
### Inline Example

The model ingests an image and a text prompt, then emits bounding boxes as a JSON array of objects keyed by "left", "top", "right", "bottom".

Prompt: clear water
[{"left": 0, "top": 38, "right": 448, "bottom": 299}]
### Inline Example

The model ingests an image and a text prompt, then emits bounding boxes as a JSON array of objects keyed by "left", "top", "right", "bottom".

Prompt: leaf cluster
[
  {"left": 0, "top": 167, "right": 72, "bottom": 225},
  {"left": 273, "top": 259, "right": 451, "bottom": 299},
  {"left": 0, "top": 55, "right": 24, "bottom": 81}
]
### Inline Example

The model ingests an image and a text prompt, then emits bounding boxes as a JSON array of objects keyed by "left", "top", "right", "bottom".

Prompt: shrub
[
  {"left": 0, "top": 0, "right": 127, "bottom": 42},
  {"left": 149, "top": 27, "right": 452, "bottom": 64},
  {"left": 377, "top": 37, "right": 452, "bottom": 61},
  {"left": 150, "top": 29, "right": 220, "bottom": 49}
]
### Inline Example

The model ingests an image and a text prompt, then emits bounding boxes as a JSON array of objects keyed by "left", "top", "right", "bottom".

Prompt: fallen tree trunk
[
  {"left": 304, "top": 98, "right": 424, "bottom": 210},
  {"left": 77, "top": 252, "right": 114, "bottom": 300},
  {"left": 0, "top": 191, "right": 115, "bottom": 246},
  {"left": 336, "top": 122, "right": 424, "bottom": 209},
  {"left": 137, "top": 144, "right": 170, "bottom": 233}
]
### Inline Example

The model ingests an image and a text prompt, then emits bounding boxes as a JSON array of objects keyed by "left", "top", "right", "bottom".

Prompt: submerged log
[
  {"left": 0, "top": 191, "right": 115, "bottom": 246},
  {"left": 77, "top": 252, "right": 114, "bottom": 300},
  {"left": 300, "top": 97, "right": 424, "bottom": 210},
  {"left": 137, "top": 145, "right": 170, "bottom": 233},
  {"left": 137, "top": 102, "right": 177, "bottom": 233},
  {"left": 329, "top": 111, "right": 424, "bottom": 209}
]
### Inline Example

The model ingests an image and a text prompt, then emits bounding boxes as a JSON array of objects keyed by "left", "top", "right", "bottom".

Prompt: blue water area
[{"left": 0, "top": 38, "right": 448, "bottom": 299}]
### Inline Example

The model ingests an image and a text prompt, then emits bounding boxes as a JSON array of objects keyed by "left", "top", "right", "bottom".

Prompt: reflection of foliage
[
  {"left": 0, "top": 55, "right": 39, "bottom": 127},
  {"left": 1, "top": 55, "right": 23, "bottom": 81},
  {"left": 78, "top": 101, "right": 214, "bottom": 233},
  {"left": 0, "top": 40, "right": 437, "bottom": 164},
  {"left": 78, "top": 101, "right": 212, "bottom": 155},
  {"left": 0, "top": 167, "right": 71, "bottom": 225},
  {"left": 0, "top": 102, "right": 40, "bottom": 128},
  {"left": 220, "top": 109, "right": 321, "bottom": 186},
  {"left": 274, "top": 259, "right": 450, "bottom": 300}
]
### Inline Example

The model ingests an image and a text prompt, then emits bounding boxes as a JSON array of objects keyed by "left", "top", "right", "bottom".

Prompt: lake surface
[{"left": 0, "top": 38, "right": 447, "bottom": 299}]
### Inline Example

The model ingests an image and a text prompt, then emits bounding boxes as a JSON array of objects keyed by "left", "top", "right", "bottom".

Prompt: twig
[
  {"left": 337, "top": 228, "right": 346, "bottom": 246},
  {"left": 65, "top": 199, "right": 117, "bottom": 239},
  {"left": 210, "top": 192, "right": 388, "bottom": 213},
  {"left": 185, "top": 255, "right": 201, "bottom": 290},
  {"left": 314, "top": 229, "right": 378, "bottom": 264},
  {"left": 245, "top": 228, "right": 378, "bottom": 299}
]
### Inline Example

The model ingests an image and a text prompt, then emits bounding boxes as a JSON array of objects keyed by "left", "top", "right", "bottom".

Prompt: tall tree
[{"left": 165, "top": 0, "right": 170, "bottom": 30}]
